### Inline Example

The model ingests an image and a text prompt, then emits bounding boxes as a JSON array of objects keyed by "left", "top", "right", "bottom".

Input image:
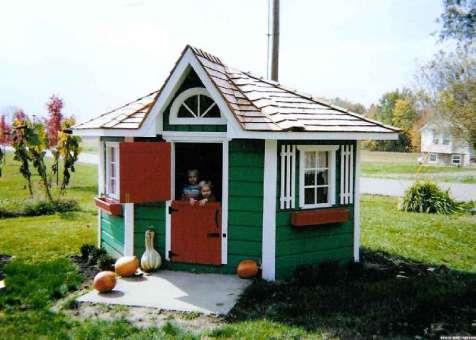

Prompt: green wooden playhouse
[{"left": 73, "top": 46, "right": 398, "bottom": 281}]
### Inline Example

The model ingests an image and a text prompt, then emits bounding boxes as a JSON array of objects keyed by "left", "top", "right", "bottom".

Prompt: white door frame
[{"left": 164, "top": 135, "right": 229, "bottom": 264}]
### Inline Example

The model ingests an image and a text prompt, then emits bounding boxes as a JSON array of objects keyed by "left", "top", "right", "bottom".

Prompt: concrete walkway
[
  {"left": 361, "top": 177, "right": 476, "bottom": 201},
  {"left": 77, "top": 270, "right": 251, "bottom": 315}
]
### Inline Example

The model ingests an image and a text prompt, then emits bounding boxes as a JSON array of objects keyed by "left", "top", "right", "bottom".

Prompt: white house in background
[{"left": 420, "top": 121, "right": 474, "bottom": 166}]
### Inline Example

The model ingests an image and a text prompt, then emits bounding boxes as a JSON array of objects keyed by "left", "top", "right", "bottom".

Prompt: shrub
[
  {"left": 0, "top": 199, "right": 79, "bottom": 218},
  {"left": 80, "top": 244, "right": 95, "bottom": 261},
  {"left": 399, "top": 181, "right": 463, "bottom": 214},
  {"left": 97, "top": 253, "right": 114, "bottom": 271}
]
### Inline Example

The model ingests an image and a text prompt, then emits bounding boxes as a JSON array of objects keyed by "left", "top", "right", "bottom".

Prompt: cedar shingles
[{"left": 75, "top": 46, "right": 398, "bottom": 135}]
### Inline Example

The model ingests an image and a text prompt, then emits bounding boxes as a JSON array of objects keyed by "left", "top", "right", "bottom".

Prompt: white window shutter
[
  {"left": 280, "top": 145, "right": 296, "bottom": 209},
  {"left": 340, "top": 144, "right": 354, "bottom": 205}
]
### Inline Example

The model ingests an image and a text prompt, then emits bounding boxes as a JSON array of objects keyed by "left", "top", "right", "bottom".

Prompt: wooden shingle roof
[{"left": 74, "top": 46, "right": 398, "bottom": 134}]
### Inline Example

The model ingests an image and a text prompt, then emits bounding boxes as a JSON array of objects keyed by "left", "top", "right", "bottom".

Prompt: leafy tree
[
  {"left": 11, "top": 111, "right": 33, "bottom": 196},
  {"left": 56, "top": 117, "right": 81, "bottom": 193},
  {"left": 438, "top": 0, "right": 476, "bottom": 48},
  {"left": 330, "top": 97, "right": 366, "bottom": 115},
  {"left": 367, "top": 89, "right": 419, "bottom": 152},
  {"left": 46, "top": 95, "right": 64, "bottom": 185},
  {"left": 417, "top": 51, "right": 475, "bottom": 148},
  {"left": 0, "top": 115, "right": 11, "bottom": 176},
  {"left": 27, "top": 122, "right": 53, "bottom": 201}
]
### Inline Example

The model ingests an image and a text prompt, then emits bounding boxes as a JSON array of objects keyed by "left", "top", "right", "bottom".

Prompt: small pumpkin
[
  {"left": 114, "top": 256, "right": 139, "bottom": 277},
  {"left": 94, "top": 271, "right": 116, "bottom": 293},
  {"left": 237, "top": 259, "right": 259, "bottom": 279},
  {"left": 141, "top": 229, "right": 162, "bottom": 272}
]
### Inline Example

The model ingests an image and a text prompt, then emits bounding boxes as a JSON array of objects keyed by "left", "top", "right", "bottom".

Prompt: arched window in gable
[{"left": 169, "top": 87, "right": 226, "bottom": 125}]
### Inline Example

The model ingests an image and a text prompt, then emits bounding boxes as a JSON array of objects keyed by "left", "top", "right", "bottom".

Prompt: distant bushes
[
  {"left": 399, "top": 181, "right": 464, "bottom": 214},
  {"left": 0, "top": 199, "right": 79, "bottom": 218}
]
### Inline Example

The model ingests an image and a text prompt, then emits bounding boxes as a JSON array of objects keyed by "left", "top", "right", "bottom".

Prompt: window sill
[
  {"left": 291, "top": 207, "right": 349, "bottom": 229},
  {"left": 94, "top": 196, "right": 122, "bottom": 216}
]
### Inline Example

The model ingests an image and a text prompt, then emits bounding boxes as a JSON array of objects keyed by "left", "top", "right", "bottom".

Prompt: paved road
[
  {"left": 361, "top": 177, "right": 476, "bottom": 201},
  {"left": 32, "top": 151, "right": 476, "bottom": 201}
]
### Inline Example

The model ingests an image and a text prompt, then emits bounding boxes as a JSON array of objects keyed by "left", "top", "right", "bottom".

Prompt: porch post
[
  {"left": 262, "top": 140, "right": 277, "bottom": 281},
  {"left": 353, "top": 141, "right": 361, "bottom": 262},
  {"left": 124, "top": 203, "right": 134, "bottom": 256}
]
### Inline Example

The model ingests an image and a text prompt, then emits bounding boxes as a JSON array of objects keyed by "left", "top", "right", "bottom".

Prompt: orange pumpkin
[
  {"left": 115, "top": 256, "right": 139, "bottom": 277},
  {"left": 237, "top": 259, "right": 259, "bottom": 279},
  {"left": 94, "top": 271, "right": 116, "bottom": 293}
]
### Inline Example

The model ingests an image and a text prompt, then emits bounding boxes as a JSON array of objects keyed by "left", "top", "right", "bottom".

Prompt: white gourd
[{"left": 141, "top": 229, "right": 161, "bottom": 272}]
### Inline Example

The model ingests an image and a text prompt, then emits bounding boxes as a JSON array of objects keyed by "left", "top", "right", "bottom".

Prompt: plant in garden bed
[
  {"left": 0, "top": 199, "right": 80, "bottom": 218},
  {"left": 399, "top": 180, "right": 467, "bottom": 214}
]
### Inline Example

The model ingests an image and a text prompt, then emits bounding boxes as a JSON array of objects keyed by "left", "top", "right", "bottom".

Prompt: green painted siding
[
  {"left": 275, "top": 140, "right": 356, "bottom": 280},
  {"left": 227, "top": 139, "right": 264, "bottom": 268},
  {"left": 133, "top": 202, "right": 166, "bottom": 259},
  {"left": 100, "top": 211, "right": 124, "bottom": 258},
  {"left": 162, "top": 68, "right": 227, "bottom": 132}
]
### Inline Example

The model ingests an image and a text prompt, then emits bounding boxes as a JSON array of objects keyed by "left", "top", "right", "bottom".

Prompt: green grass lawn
[
  {"left": 0, "top": 157, "right": 475, "bottom": 338},
  {"left": 361, "top": 150, "right": 476, "bottom": 183}
]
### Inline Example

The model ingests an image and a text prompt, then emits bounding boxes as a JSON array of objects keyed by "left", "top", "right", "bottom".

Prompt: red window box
[
  {"left": 291, "top": 207, "right": 349, "bottom": 228},
  {"left": 94, "top": 197, "right": 122, "bottom": 216}
]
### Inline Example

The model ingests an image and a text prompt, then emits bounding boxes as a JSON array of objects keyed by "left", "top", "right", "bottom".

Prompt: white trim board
[
  {"left": 353, "top": 142, "right": 361, "bottom": 262},
  {"left": 123, "top": 203, "right": 134, "bottom": 257},
  {"left": 262, "top": 140, "right": 278, "bottom": 281}
]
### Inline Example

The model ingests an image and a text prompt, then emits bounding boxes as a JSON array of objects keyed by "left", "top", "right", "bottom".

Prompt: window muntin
[
  {"left": 298, "top": 145, "right": 337, "bottom": 209},
  {"left": 170, "top": 87, "right": 226, "bottom": 124},
  {"left": 451, "top": 154, "right": 461, "bottom": 165},
  {"left": 105, "top": 143, "right": 119, "bottom": 199}
]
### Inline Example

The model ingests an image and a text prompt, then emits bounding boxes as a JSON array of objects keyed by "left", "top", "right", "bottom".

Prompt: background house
[{"left": 420, "top": 121, "right": 474, "bottom": 166}]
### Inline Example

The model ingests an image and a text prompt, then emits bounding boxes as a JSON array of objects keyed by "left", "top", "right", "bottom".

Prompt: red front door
[{"left": 170, "top": 201, "right": 222, "bottom": 265}]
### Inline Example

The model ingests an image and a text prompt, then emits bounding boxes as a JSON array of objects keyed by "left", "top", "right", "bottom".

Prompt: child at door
[
  {"left": 198, "top": 180, "right": 216, "bottom": 206},
  {"left": 182, "top": 169, "right": 201, "bottom": 205}
]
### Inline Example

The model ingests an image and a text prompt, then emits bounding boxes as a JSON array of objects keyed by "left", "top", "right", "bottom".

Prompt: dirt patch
[
  {"left": 62, "top": 301, "right": 224, "bottom": 333},
  {"left": 70, "top": 255, "right": 100, "bottom": 286},
  {"left": 0, "top": 254, "right": 12, "bottom": 280}
]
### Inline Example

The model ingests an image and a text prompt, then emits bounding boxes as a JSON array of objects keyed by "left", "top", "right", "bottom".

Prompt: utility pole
[{"left": 268, "top": 0, "right": 280, "bottom": 81}]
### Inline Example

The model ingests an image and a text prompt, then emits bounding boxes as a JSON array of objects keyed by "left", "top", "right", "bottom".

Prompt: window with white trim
[
  {"left": 105, "top": 143, "right": 119, "bottom": 199},
  {"left": 429, "top": 153, "right": 438, "bottom": 163},
  {"left": 451, "top": 154, "right": 461, "bottom": 166},
  {"left": 169, "top": 87, "right": 226, "bottom": 125},
  {"left": 298, "top": 146, "right": 337, "bottom": 209},
  {"left": 432, "top": 130, "right": 439, "bottom": 144},
  {"left": 442, "top": 134, "right": 450, "bottom": 145}
]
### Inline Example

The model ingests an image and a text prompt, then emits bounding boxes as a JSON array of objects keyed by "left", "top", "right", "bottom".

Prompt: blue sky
[{"left": 0, "top": 0, "right": 444, "bottom": 122}]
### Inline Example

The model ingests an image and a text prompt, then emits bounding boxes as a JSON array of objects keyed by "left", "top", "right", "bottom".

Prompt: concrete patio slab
[{"left": 77, "top": 270, "right": 251, "bottom": 315}]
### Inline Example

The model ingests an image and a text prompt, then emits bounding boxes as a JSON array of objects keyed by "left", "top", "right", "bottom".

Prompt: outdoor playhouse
[{"left": 73, "top": 46, "right": 398, "bottom": 281}]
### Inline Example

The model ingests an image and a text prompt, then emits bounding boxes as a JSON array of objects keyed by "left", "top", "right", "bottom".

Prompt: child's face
[
  {"left": 201, "top": 185, "right": 212, "bottom": 198},
  {"left": 188, "top": 174, "right": 198, "bottom": 185}
]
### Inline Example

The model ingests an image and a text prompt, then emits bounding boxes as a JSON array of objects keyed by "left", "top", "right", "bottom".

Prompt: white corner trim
[
  {"left": 169, "top": 87, "right": 226, "bottom": 125},
  {"left": 97, "top": 140, "right": 105, "bottom": 248},
  {"left": 124, "top": 203, "right": 134, "bottom": 256},
  {"left": 221, "top": 140, "right": 229, "bottom": 264},
  {"left": 262, "top": 140, "right": 277, "bottom": 281},
  {"left": 353, "top": 142, "right": 361, "bottom": 262}
]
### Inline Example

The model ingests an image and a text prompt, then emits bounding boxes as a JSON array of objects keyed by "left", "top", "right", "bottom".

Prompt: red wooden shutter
[{"left": 119, "top": 142, "right": 171, "bottom": 203}]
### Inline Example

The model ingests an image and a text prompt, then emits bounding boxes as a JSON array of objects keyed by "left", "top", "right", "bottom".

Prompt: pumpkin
[
  {"left": 237, "top": 259, "right": 259, "bottom": 279},
  {"left": 94, "top": 271, "right": 116, "bottom": 293},
  {"left": 114, "top": 256, "right": 139, "bottom": 277},
  {"left": 141, "top": 229, "right": 162, "bottom": 272}
]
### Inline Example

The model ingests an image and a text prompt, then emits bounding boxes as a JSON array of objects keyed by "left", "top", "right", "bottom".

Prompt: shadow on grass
[{"left": 228, "top": 249, "right": 476, "bottom": 338}]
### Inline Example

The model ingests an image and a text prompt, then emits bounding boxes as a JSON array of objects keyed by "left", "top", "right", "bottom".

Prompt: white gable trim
[{"left": 138, "top": 48, "right": 241, "bottom": 137}]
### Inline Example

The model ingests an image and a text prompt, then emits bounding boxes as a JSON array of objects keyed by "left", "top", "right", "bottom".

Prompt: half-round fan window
[{"left": 169, "top": 87, "right": 225, "bottom": 125}]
